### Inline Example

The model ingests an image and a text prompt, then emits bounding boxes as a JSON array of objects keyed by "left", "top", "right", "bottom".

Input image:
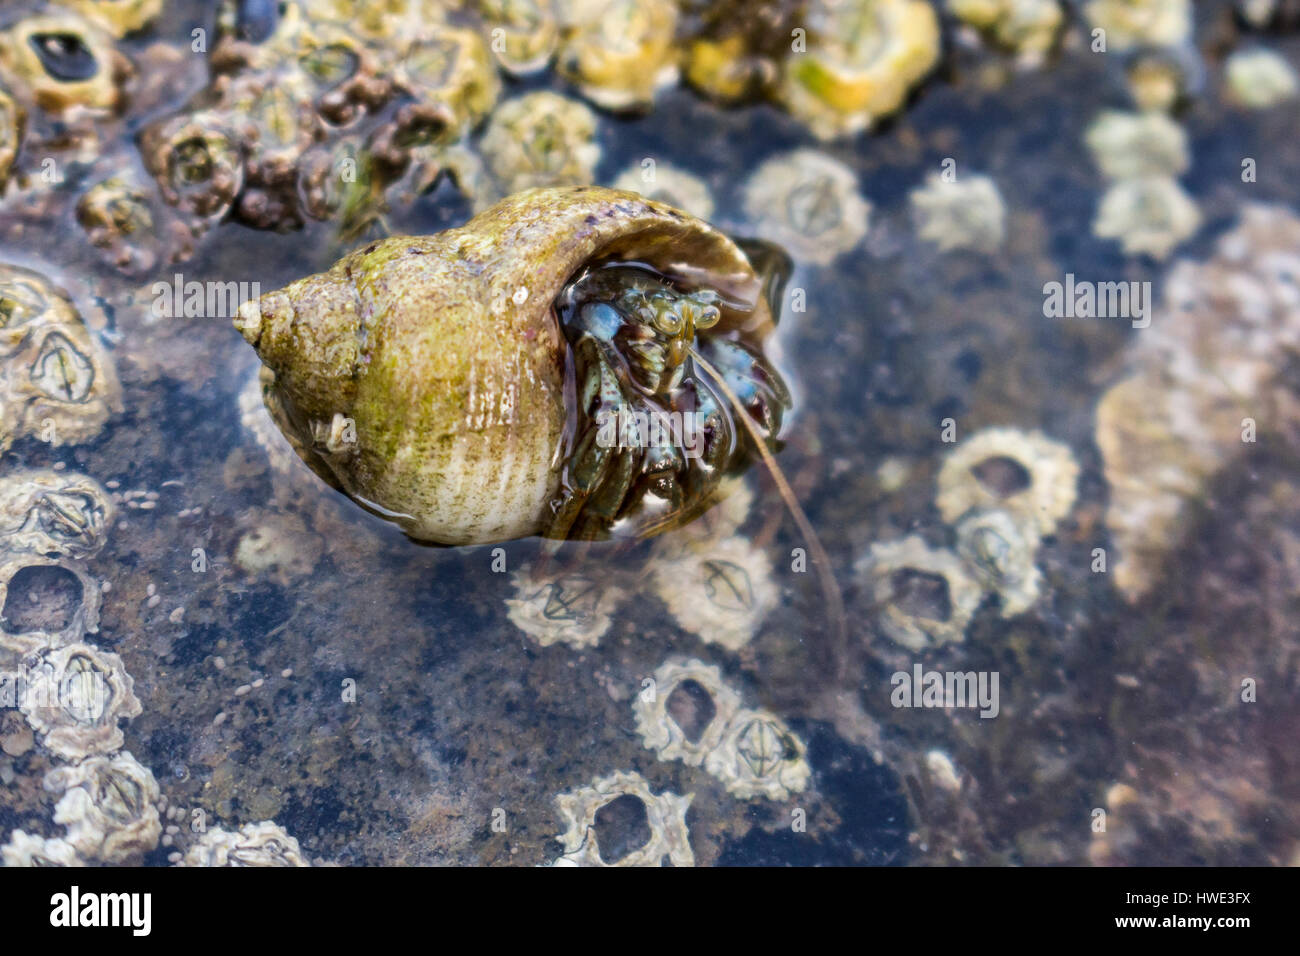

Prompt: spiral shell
[{"left": 235, "top": 186, "right": 781, "bottom": 546}]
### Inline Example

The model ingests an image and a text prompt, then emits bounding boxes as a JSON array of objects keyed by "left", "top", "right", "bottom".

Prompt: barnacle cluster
[
  {"left": 551, "top": 770, "right": 694, "bottom": 866},
  {"left": 909, "top": 172, "right": 1007, "bottom": 254},
  {"left": 862, "top": 427, "right": 1079, "bottom": 644},
  {"left": 0, "top": 459, "right": 310, "bottom": 866},
  {"left": 1086, "top": 110, "right": 1199, "bottom": 260},
  {"left": 0, "top": 264, "right": 121, "bottom": 456},
  {"left": 1096, "top": 204, "right": 1300, "bottom": 600},
  {"left": 634, "top": 658, "right": 811, "bottom": 800}
]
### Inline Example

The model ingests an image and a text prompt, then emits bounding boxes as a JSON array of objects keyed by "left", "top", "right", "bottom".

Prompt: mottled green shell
[{"left": 236, "top": 185, "right": 772, "bottom": 545}]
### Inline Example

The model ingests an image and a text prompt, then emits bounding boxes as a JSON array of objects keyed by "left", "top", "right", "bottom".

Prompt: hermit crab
[{"left": 234, "top": 186, "right": 799, "bottom": 547}]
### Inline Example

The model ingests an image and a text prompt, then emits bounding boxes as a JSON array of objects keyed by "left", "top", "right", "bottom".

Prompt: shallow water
[{"left": 2, "top": 0, "right": 1299, "bottom": 866}]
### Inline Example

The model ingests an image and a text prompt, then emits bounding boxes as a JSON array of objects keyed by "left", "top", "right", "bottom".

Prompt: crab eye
[
  {"left": 695, "top": 304, "right": 721, "bottom": 330},
  {"left": 652, "top": 307, "right": 683, "bottom": 336},
  {"left": 29, "top": 33, "right": 99, "bottom": 82}
]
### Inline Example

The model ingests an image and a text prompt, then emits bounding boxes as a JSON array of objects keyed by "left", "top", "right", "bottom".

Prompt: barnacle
[
  {"left": 555, "top": 0, "right": 680, "bottom": 111},
  {"left": 856, "top": 535, "right": 985, "bottom": 651},
  {"left": 140, "top": 112, "right": 245, "bottom": 221},
  {"left": 551, "top": 770, "right": 694, "bottom": 866},
  {"left": 909, "top": 173, "right": 1007, "bottom": 253},
  {"left": 478, "top": 92, "right": 601, "bottom": 197},
  {"left": 505, "top": 562, "right": 628, "bottom": 648},
  {"left": 650, "top": 533, "right": 778, "bottom": 651},
  {"left": 1084, "top": 110, "right": 1189, "bottom": 181},
  {"left": 1093, "top": 175, "right": 1201, "bottom": 260},
  {"left": 954, "top": 509, "right": 1043, "bottom": 617},
  {"left": 0, "top": 263, "right": 122, "bottom": 454},
  {"left": 0, "top": 555, "right": 103, "bottom": 655},
  {"left": 948, "top": 0, "right": 1064, "bottom": 59},
  {"left": 1084, "top": 0, "right": 1192, "bottom": 50},
  {"left": 390, "top": 26, "right": 500, "bottom": 138},
  {"left": 1225, "top": 49, "right": 1299, "bottom": 110},
  {"left": 0, "top": 830, "right": 84, "bottom": 867},
  {"left": 777, "top": 0, "right": 940, "bottom": 140},
  {"left": 75, "top": 174, "right": 161, "bottom": 274},
  {"left": 611, "top": 161, "right": 715, "bottom": 221},
  {"left": 234, "top": 186, "right": 791, "bottom": 546},
  {"left": 935, "top": 427, "right": 1079, "bottom": 536},
  {"left": 0, "top": 468, "right": 114, "bottom": 560},
  {"left": 179, "top": 821, "right": 311, "bottom": 867},
  {"left": 705, "top": 707, "right": 811, "bottom": 801},
  {"left": 0, "top": 11, "right": 129, "bottom": 114},
  {"left": 45, "top": 751, "right": 161, "bottom": 863},
  {"left": 633, "top": 658, "right": 743, "bottom": 766},
  {"left": 20, "top": 642, "right": 142, "bottom": 761},
  {"left": 477, "top": 0, "right": 560, "bottom": 76},
  {"left": 742, "top": 149, "right": 871, "bottom": 265},
  {"left": 232, "top": 509, "right": 323, "bottom": 586}
]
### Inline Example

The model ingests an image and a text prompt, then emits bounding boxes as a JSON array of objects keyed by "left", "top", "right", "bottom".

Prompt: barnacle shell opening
[{"left": 235, "top": 185, "right": 788, "bottom": 546}]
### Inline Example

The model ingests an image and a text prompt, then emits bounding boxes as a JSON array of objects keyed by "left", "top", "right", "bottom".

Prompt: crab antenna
[{"left": 689, "top": 347, "right": 848, "bottom": 679}]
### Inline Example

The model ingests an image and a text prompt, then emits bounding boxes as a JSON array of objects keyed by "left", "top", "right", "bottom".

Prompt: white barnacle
[
  {"left": 1085, "top": 110, "right": 1190, "bottom": 181},
  {"left": 0, "top": 829, "right": 84, "bottom": 867},
  {"left": 178, "top": 821, "right": 310, "bottom": 866},
  {"left": 633, "top": 658, "right": 742, "bottom": 767},
  {"left": 705, "top": 707, "right": 812, "bottom": 801},
  {"left": 935, "top": 427, "right": 1080, "bottom": 537},
  {"left": 742, "top": 149, "right": 871, "bottom": 265},
  {"left": 855, "top": 535, "right": 986, "bottom": 651},
  {"left": 505, "top": 561, "right": 627, "bottom": 648},
  {"left": 650, "top": 533, "right": 777, "bottom": 651},
  {"left": 552, "top": 770, "right": 694, "bottom": 867},
  {"left": 1225, "top": 48, "right": 1299, "bottom": 110},
  {"left": 955, "top": 509, "right": 1044, "bottom": 617},
  {"left": 1093, "top": 176, "right": 1201, "bottom": 260},
  {"left": 20, "top": 642, "right": 141, "bottom": 760},
  {"left": 45, "top": 751, "right": 161, "bottom": 863},
  {"left": 910, "top": 172, "right": 1007, "bottom": 254}
]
